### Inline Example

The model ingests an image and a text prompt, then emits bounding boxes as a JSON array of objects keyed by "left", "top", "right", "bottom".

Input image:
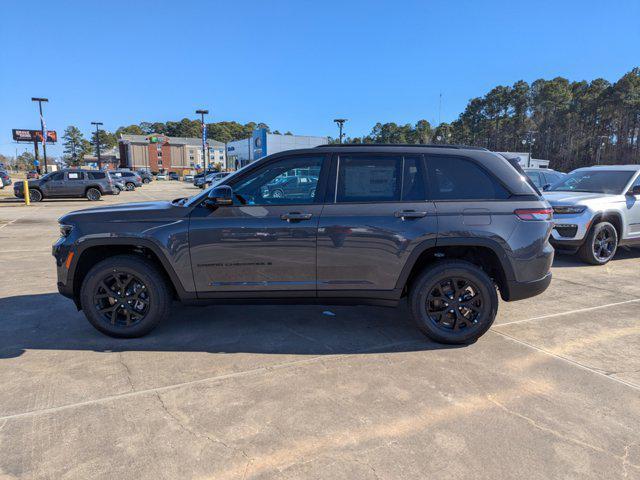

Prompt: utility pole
[
  {"left": 31, "top": 97, "right": 49, "bottom": 173},
  {"left": 91, "top": 122, "right": 103, "bottom": 170},
  {"left": 196, "top": 109, "right": 209, "bottom": 171},
  {"left": 333, "top": 119, "right": 347, "bottom": 144},
  {"left": 595, "top": 135, "right": 608, "bottom": 165},
  {"left": 438, "top": 93, "right": 442, "bottom": 126}
]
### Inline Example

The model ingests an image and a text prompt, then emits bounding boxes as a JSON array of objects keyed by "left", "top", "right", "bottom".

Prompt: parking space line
[
  {"left": 498, "top": 298, "right": 640, "bottom": 327},
  {"left": 0, "top": 340, "right": 421, "bottom": 422},
  {"left": 491, "top": 330, "right": 640, "bottom": 392},
  {"left": 0, "top": 206, "right": 44, "bottom": 229}
]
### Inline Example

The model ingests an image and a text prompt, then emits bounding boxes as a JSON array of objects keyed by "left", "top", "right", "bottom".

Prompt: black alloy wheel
[
  {"left": 93, "top": 272, "right": 150, "bottom": 328},
  {"left": 80, "top": 255, "right": 171, "bottom": 337},
  {"left": 125, "top": 182, "right": 135, "bottom": 191},
  {"left": 425, "top": 277, "right": 483, "bottom": 333},
  {"left": 409, "top": 261, "right": 497, "bottom": 344}
]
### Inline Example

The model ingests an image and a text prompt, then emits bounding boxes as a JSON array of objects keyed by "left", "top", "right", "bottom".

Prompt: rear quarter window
[{"left": 427, "top": 156, "right": 510, "bottom": 200}]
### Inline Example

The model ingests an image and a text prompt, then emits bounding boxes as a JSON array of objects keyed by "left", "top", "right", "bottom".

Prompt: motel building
[{"left": 118, "top": 134, "right": 226, "bottom": 174}]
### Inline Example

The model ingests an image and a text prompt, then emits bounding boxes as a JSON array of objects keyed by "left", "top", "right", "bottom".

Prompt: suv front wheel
[
  {"left": 80, "top": 254, "right": 172, "bottom": 338},
  {"left": 86, "top": 188, "right": 101, "bottom": 201},
  {"left": 409, "top": 261, "right": 498, "bottom": 344},
  {"left": 578, "top": 221, "right": 618, "bottom": 265}
]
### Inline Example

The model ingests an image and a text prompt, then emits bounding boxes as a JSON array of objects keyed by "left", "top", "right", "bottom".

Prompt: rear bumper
[{"left": 503, "top": 272, "right": 552, "bottom": 301}]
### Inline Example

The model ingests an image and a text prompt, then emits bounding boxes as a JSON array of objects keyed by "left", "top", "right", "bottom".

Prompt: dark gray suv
[
  {"left": 15, "top": 169, "right": 115, "bottom": 201},
  {"left": 53, "top": 145, "right": 554, "bottom": 344}
]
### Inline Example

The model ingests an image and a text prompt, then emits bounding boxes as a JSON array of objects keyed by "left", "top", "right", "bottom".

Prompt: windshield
[{"left": 548, "top": 170, "right": 634, "bottom": 194}]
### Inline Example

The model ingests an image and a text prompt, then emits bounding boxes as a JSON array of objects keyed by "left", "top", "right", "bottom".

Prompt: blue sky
[{"left": 1, "top": 0, "right": 639, "bottom": 157}]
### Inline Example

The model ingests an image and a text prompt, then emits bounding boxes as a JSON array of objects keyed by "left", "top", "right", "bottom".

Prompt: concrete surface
[{"left": 0, "top": 182, "right": 639, "bottom": 479}]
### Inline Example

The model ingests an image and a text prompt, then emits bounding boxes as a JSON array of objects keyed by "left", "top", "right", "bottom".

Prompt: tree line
[
  {"left": 21, "top": 66, "right": 638, "bottom": 171},
  {"left": 341, "top": 68, "right": 640, "bottom": 171}
]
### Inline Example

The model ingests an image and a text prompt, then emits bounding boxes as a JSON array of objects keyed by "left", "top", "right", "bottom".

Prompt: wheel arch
[
  {"left": 396, "top": 238, "right": 515, "bottom": 301},
  {"left": 70, "top": 238, "right": 192, "bottom": 308},
  {"left": 591, "top": 210, "right": 624, "bottom": 239}
]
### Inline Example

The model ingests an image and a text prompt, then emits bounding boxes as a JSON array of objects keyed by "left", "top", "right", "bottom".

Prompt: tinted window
[
  {"left": 50, "top": 172, "right": 64, "bottom": 181},
  {"left": 336, "top": 156, "right": 401, "bottom": 202},
  {"left": 67, "top": 172, "right": 84, "bottom": 181},
  {"left": 232, "top": 156, "right": 324, "bottom": 205},
  {"left": 87, "top": 172, "right": 106, "bottom": 180},
  {"left": 427, "top": 156, "right": 510, "bottom": 200}
]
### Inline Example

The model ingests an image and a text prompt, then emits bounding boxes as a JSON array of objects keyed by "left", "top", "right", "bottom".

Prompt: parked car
[
  {"left": 523, "top": 168, "right": 566, "bottom": 191},
  {"left": 194, "top": 171, "right": 229, "bottom": 188},
  {"left": 54, "top": 144, "right": 553, "bottom": 343},
  {"left": 183, "top": 174, "right": 195, "bottom": 182},
  {"left": 14, "top": 169, "right": 115, "bottom": 202},
  {"left": 26, "top": 170, "right": 39, "bottom": 179},
  {"left": 168, "top": 172, "right": 179, "bottom": 181},
  {"left": 0, "top": 170, "right": 11, "bottom": 188},
  {"left": 110, "top": 170, "right": 142, "bottom": 190},
  {"left": 262, "top": 175, "right": 318, "bottom": 199},
  {"left": 544, "top": 165, "right": 640, "bottom": 265},
  {"left": 106, "top": 173, "right": 125, "bottom": 195},
  {"left": 156, "top": 172, "right": 168, "bottom": 181},
  {"left": 136, "top": 169, "right": 153, "bottom": 184}
]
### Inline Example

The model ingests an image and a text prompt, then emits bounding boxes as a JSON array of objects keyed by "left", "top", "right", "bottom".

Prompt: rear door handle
[
  {"left": 394, "top": 210, "right": 428, "bottom": 219},
  {"left": 281, "top": 212, "right": 313, "bottom": 222}
]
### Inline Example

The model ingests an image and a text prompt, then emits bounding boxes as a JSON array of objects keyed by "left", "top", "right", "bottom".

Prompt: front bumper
[{"left": 52, "top": 237, "right": 75, "bottom": 299}]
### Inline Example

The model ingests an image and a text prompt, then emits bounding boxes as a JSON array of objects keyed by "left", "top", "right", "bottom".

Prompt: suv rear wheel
[
  {"left": 86, "top": 188, "right": 101, "bottom": 201},
  {"left": 578, "top": 221, "right": 618, "bottom": 265},
  {"left": 80, "top": 254, "right": 171, "bottom": 338},
  {"left": 409, "top": 261, "right": 498, "bottom": 344},
  {"left": 142, "top": 178, "right": 150, "bottom": 184},
  {"left": 125, "top": 182, "right": 136, "bottom": 191}
]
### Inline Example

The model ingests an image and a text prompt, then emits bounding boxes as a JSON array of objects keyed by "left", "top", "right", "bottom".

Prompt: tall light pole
[
  {"left": 31, "top": 97, "right": 49, "bottom": 173},
  {"left": 522, "top": 130, "right": 537, "bottom": 167},
  {"left": 595, "top": 135, "right": 608, "bottom": 165},
  {"left": 196, "top": 109, "right": 209, "bottom": 171},
  {"left": 91, "top": 122, "right": 103, "bottom": 170},
  {"left": 333, "top": 119, "right": 347, "bottom": 144}
]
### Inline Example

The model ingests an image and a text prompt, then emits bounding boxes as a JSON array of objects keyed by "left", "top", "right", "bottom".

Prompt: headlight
[
  {"left": 552, "top": 205, "right": 587, "bottom": 214},
  {"left": 59, "top": 224, "right": 74, "bottom": 237}
]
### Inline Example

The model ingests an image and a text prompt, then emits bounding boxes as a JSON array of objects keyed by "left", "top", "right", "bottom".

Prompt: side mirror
[
  {"left": 542, "top": 184, "right": 551, "bottom": 191},
  {"left": 628, "top": 185, "right": 640, "bottom": 196},
  {"left": 205, "top": 185, "right": 233, "bottom": 208}
]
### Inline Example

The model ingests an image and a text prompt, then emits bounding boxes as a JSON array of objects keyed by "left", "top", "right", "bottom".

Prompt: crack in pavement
[
  {"left": 118, "top": 352, "right": 135, "bottom": 392},
  {"left": 486, "top": 394, "right": 640, "bottom": 472}
]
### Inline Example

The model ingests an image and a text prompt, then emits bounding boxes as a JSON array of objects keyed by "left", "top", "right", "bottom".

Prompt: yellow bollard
[{"left": 24, "top": 178, "right": 30, "bottom": 206}]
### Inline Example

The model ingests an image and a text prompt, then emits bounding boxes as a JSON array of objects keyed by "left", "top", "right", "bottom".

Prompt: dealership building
[
  {"left": 225, "top": 129, "right": 328, "bottom": 170},
  {"left": 118, "top": 134, "right": 226, "bottom": 173}
]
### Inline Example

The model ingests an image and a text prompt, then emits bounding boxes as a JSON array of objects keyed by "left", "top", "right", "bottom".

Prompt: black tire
[
  {"left": 409, "top": 260, "right": 498, "bottom": 344},
  {"left": 86, "top": 188, "right": 101, "bottom": 201},
  {"left": 142, "top": 178, "right": 150, "bottom": 184},
  {"left": 272, "top": 189, "right": 284, "bottom": 198},
  {"left": 578, "top": 221, "right": 618, "bottom": 265},
  {"left": 80, "top": 254, "right": 171, "bottom": 338},
  {"left": 125, "top": 182, "right": 135, "bottom": 191},
  {"left": 29, "top": 188, "right": 42, "bottom": 202}
]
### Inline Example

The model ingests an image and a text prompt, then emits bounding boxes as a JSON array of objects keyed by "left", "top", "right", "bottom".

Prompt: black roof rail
[{"left": 315, "top": 143, "right": 488, "bottom": 151}]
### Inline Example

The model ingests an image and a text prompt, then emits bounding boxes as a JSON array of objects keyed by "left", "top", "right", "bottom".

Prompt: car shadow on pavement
[
  {"left": 0, "top": 293, "right": 455, "bottom": 359},
  {"left": 552, "top": 245, "right": 640, "bottom": 268}
]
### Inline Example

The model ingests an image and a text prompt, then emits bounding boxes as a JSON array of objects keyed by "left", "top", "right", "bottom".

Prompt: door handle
[
  {"left": 281, "top": 212, "right": 313, "bottom": 222},
  {"left": 394, "top": 210, "right": 428, "bottom": 219}
]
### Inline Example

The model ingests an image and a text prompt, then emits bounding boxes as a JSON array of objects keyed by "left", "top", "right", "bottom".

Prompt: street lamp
[
  {"left": 196, "top": 109, "right": 209, "bottom": 171},
  {"left": 333, "top": 119, "right": 347, "bottom": 144},
  {"left": 91, "top": 122, "right": 103, "bottom": 170},
  {"left": 595, "top": 135, "right": 608, "bottom": 165},
  {"left": 522, "top": 131, "right": 537, "bottom": 167},
  {"left": 31, "top": 97, "right": 49, "bottom": 173}
]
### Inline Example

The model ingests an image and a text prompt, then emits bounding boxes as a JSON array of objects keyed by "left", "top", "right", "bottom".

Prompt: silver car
[{"left": 544, "top": 165, "right": 640, "bottom": 264}]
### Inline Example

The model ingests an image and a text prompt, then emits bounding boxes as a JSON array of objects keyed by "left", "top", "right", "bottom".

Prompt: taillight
[{"left": 514, "top": 208, "right": 553, "bottom": 221}]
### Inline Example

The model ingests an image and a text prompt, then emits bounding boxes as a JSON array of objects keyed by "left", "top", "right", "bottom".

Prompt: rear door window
[
  {"left": 67, "top": 172, "right": 84, "bottom": 180},
  {"left": 87, "top": 172, "right": 106, "bottom": 180},
  {"left": 335, "top": 155, "right": 426, "bottom": 203},
  {"left": 426, "top": 156, "right": 510, "bottom": 200}
]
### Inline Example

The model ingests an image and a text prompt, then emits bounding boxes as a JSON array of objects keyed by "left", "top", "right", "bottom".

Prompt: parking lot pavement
[{"left": 1, "top": 182, "right": 639, "bottom": 479}]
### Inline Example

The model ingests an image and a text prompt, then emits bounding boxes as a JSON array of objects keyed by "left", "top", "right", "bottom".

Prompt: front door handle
[
  {"left": 281, "top": 212, "right": 313, "bottom": 222},
  {"left": 394, "top": 210, "right": 428, "bottom": 220}
]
